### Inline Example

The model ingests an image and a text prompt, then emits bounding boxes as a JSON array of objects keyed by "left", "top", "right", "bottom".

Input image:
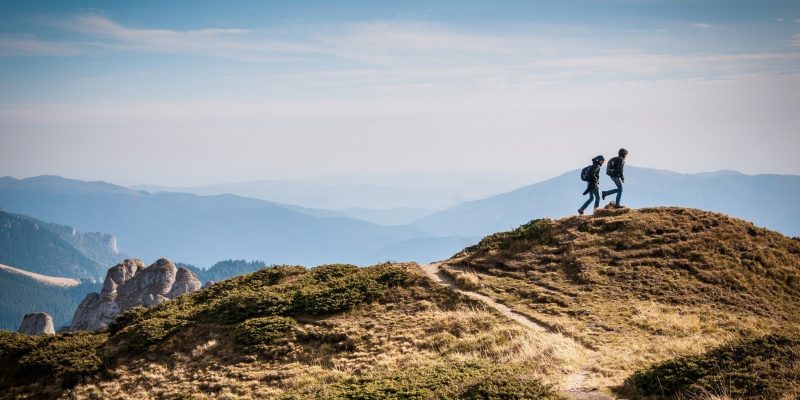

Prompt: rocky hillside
[{"left": 444, "top": 206, "right": 800, "bottom": 395}]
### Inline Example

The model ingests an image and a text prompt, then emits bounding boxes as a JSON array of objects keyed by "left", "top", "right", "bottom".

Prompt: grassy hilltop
[
  {"left": 1, "top": 207, "right": 798, "bottom": 399},
  {"left": 446, "top": 206, "right": 800, "bottom": 398}
]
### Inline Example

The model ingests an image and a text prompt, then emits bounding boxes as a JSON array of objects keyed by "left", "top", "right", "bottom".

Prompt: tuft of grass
[{"left": 625, "top": 334, "right": 800, "bottom": 399}]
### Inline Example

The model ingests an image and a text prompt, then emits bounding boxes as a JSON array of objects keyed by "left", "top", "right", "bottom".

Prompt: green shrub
[
  {"left": 117, "top": 315, "right": 189, "bottom": 351},
  {"left": 457, "top": 371, "right": 555, "bottom": 400},
  {"left": 295, "top": 361, "right": 559, "bottom": 400},
  {"left": 108, "top": 306, "right": 148, "bottom": 334},
  {"left": 627, "top": 334, "right": 800, "bottom": 398},
  {"left": 466, "top": 219, "right": 555, "bottom": 253},
  {"left": 16, "top": 332, "right": 108, "bottom": 387},
  {"left": 307, "top": 264, "right": 361, "bottom": 283},
  {"left": 293, "top": 264, "right": 413, "bottom": 316},
  {"left": 0, "top": 330, "right": 41, "bottom": 359},
  {"left": 233, "top": 316, "right": 297, "bottom": 351},
  {"left": 204, "top": 290, "right": 293, "bottom": 324}
]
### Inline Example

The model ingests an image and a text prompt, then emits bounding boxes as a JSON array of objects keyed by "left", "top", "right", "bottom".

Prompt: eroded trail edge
[{"left": 418, "top": 262, "right": 617, "bottom": 400}]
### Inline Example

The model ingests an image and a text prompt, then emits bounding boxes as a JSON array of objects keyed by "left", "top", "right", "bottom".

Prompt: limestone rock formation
[
  {"left": 70, "top": 258, "right": 201, "bottom": 331},
  {"left": 168, "top": 266, "right": 202, "bottom": 298},
  {"left": 18, "top": 312, "right": 55, "bottom": 335}
]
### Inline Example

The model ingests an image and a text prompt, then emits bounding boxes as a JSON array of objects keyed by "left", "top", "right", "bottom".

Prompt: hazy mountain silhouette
[
  {"left": 0, "top": 176, "right": 428, "bottom": 266},
  {"left": 412, "top": 167, "right": 800, "bottom": 237},
  {"left": 0, "top": 210, "right": 123, "bottom": 281}
]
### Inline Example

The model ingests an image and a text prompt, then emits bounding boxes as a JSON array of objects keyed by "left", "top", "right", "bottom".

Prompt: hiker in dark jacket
[
  {"left": 602, "top": 148, "right": 628, "bottom": 207},
  {"left": 578, "top": 155, "right": 604, "bottom": 215}
]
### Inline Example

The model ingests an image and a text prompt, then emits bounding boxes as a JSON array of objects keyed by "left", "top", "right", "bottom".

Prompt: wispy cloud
[
  {"left": 693, "top": 22, "right": 713, "bottom": 29},
  {"left": 0, "top": 34, "right": 80, "bottom": 56},
  {"left": 52, "top": 13, "right": 323, "bottom": 60},
  {"left": 6, "top": 13, "right": 799, "bottom": 88}
]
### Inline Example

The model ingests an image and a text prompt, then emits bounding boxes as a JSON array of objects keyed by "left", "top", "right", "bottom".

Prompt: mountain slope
[
  {"left": 0, "top": 176, "right": 428, "bottom": 266},
  {"left": 413, "top": 167, "right": 800, "bottom": 237},
  {"left": 0, "top": 267, "right": 100, "bottom": 331},
  {"left": 0, "top": 264, "right": 79, "bottom": 287},
  {"left": 0, "top": 210, "right": 121, "bottom": 281},
  {"left": 442, "top": 206, "right": 800, "bottom": 390},
  {"left": 1, "top": 207, "right": 798, "bottom": 398},
  {"left": 0, "top": 263, "right": 578, "bottom": 399}
]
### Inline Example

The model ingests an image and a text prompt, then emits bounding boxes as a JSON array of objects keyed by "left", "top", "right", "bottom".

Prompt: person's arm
[{"left": 620, "top": 160, "right": 625, "bottom": 182}]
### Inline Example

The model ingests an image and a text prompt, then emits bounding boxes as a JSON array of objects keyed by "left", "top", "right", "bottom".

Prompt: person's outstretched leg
[
  {"left": 612, "top": 176, "right": 623, "bottom": 205},
  {"left": 603, "top": 177, "right": 622, "bottom": 203},
  {"left": 592, "top": 188, "right": 600, "bottom": 209}
]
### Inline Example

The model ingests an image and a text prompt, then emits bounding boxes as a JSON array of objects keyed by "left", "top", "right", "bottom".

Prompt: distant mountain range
[
  {"left": 0, "top": 210, "right": 123, "bottom": 281},
  {"left": 412, "top": 167, "right": 800, "bottom": 238},
  {"left": 0, "top": 176, "right": 458, "bottom": 266},
  {"left": 1, "top": 168, "right": 798, "bottom": 272},
  {"left": 132, "top": 172, "right": 530, "bottom": 223}
]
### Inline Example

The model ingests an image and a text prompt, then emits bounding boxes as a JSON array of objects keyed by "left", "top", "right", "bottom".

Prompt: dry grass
[
  {"left": 452, "top": 207, "right": 800, "bottom": 390},
  {"left": 58, "top": 267, "right": 578, "bottom": 399}
]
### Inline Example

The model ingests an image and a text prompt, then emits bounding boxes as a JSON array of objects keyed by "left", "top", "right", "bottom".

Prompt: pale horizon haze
[{"left": 1, "top": 1, "right": 799, "bottom": 186}]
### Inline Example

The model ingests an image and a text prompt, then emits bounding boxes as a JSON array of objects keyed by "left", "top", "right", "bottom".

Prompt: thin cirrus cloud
[
  {"left": 50, "top": 13, "right": 325, "bottom": 60},
  {"left": 4, "top": 13, "right": 799, "bottom": 88},
  {"left": 0, "top": 35, "right": 81, "bottom": 56}
]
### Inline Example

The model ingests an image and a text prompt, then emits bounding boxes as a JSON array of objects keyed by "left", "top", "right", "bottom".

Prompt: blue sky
[{"left": 1, "top": 0, "right": 799, "bottom": 185}]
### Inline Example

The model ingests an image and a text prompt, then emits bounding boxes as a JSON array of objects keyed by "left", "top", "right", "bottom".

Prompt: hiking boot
[
  {"left": 613, "top": 203, "right": 625, "bottom": 209},
  {"left": 578, "top": 208, "right": 584, "bottom": 215},
  {"left": 601, "top": 191, "right": 607, "bottom": 200}
]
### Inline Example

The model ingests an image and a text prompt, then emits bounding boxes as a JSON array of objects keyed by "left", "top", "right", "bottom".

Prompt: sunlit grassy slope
[
  {"left": 445, "top": 206, "right": 800, "bottom": 394},
  {"left": 0, "top": 263, "right": 578, "bottom": 399},
  {"left": 2, "top": 206, "right": 798, "bottom": 399}
]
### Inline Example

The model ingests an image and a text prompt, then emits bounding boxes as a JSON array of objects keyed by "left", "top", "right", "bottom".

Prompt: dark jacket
[
  {"left": 608, "top": 156, "right": 625, "bottom": 180},
  {"left": 583, "top": 157, "right": 603, "bottom": 193}
]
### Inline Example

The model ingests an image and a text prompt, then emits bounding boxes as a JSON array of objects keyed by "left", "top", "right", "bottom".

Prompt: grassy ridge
[{"left": 1, "top": 262, "right": 569, "bottom": 399}]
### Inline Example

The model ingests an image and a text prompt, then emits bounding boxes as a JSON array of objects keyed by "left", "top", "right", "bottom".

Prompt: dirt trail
[{"left": 419, "top": 262, "right": 617, "bottom": 400}]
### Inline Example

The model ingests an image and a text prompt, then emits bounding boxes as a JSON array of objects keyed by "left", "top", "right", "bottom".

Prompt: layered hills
[
  {"left": 0, "top": 176, "right": 449, "bottom": 266},
  {"left": 412, "top": 167, "right": 800, "bottom": 238},
  {"left": 1, "top": 207, "right": 797, "bottom": 399},
  {"left": 0, "top": 210, "right": 122, "bottom": 331},
  {"left": 0, "top": 210, "right": 122, "bottom": 281}
]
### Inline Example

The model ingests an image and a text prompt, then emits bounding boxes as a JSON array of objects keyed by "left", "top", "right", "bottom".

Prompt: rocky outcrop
[
  {"left": 70, "top": 258, "right": 201, "bottom": 331},
  {"left": 18, "top": 312, "right": 55, "bottom": 335},
  {"left": 168, "top": 267, "right": 202, "bottom": 298}
]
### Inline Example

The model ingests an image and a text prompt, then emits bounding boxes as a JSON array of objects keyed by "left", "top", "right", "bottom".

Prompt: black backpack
[
  {"left": 606, "top": 157, "right": 621, "bottom": 177},
  {"left": 580, "top": 165, "right": 593, "bottom": 181}
]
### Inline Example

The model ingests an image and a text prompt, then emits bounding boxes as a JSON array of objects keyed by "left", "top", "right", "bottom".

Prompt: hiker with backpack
[
  {"left": 578, "top": 155, "right": 604, "bottom": 215},
  {"left": 602, "top": 148, "right": 628, "bottom": 208}
]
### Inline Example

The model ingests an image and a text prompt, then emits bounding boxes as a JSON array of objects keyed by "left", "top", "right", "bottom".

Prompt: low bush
[
  {"left": 204, "top": 290, "right": 294, "bottom": 324},
  {"left": 626, "top": 334, "right": 800, "bottom": 398},
  {"left": 233, "top": 316, "right": 297, "bottom": 352},
  {"left": 465, "top": 219, "right": 555, "bottom": 253},
  {"left": 7, "top": 332, "right": 108, "bottom": 387},
  {"left": 295, "top": 361, "right": 559, "bottom": 400}
]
